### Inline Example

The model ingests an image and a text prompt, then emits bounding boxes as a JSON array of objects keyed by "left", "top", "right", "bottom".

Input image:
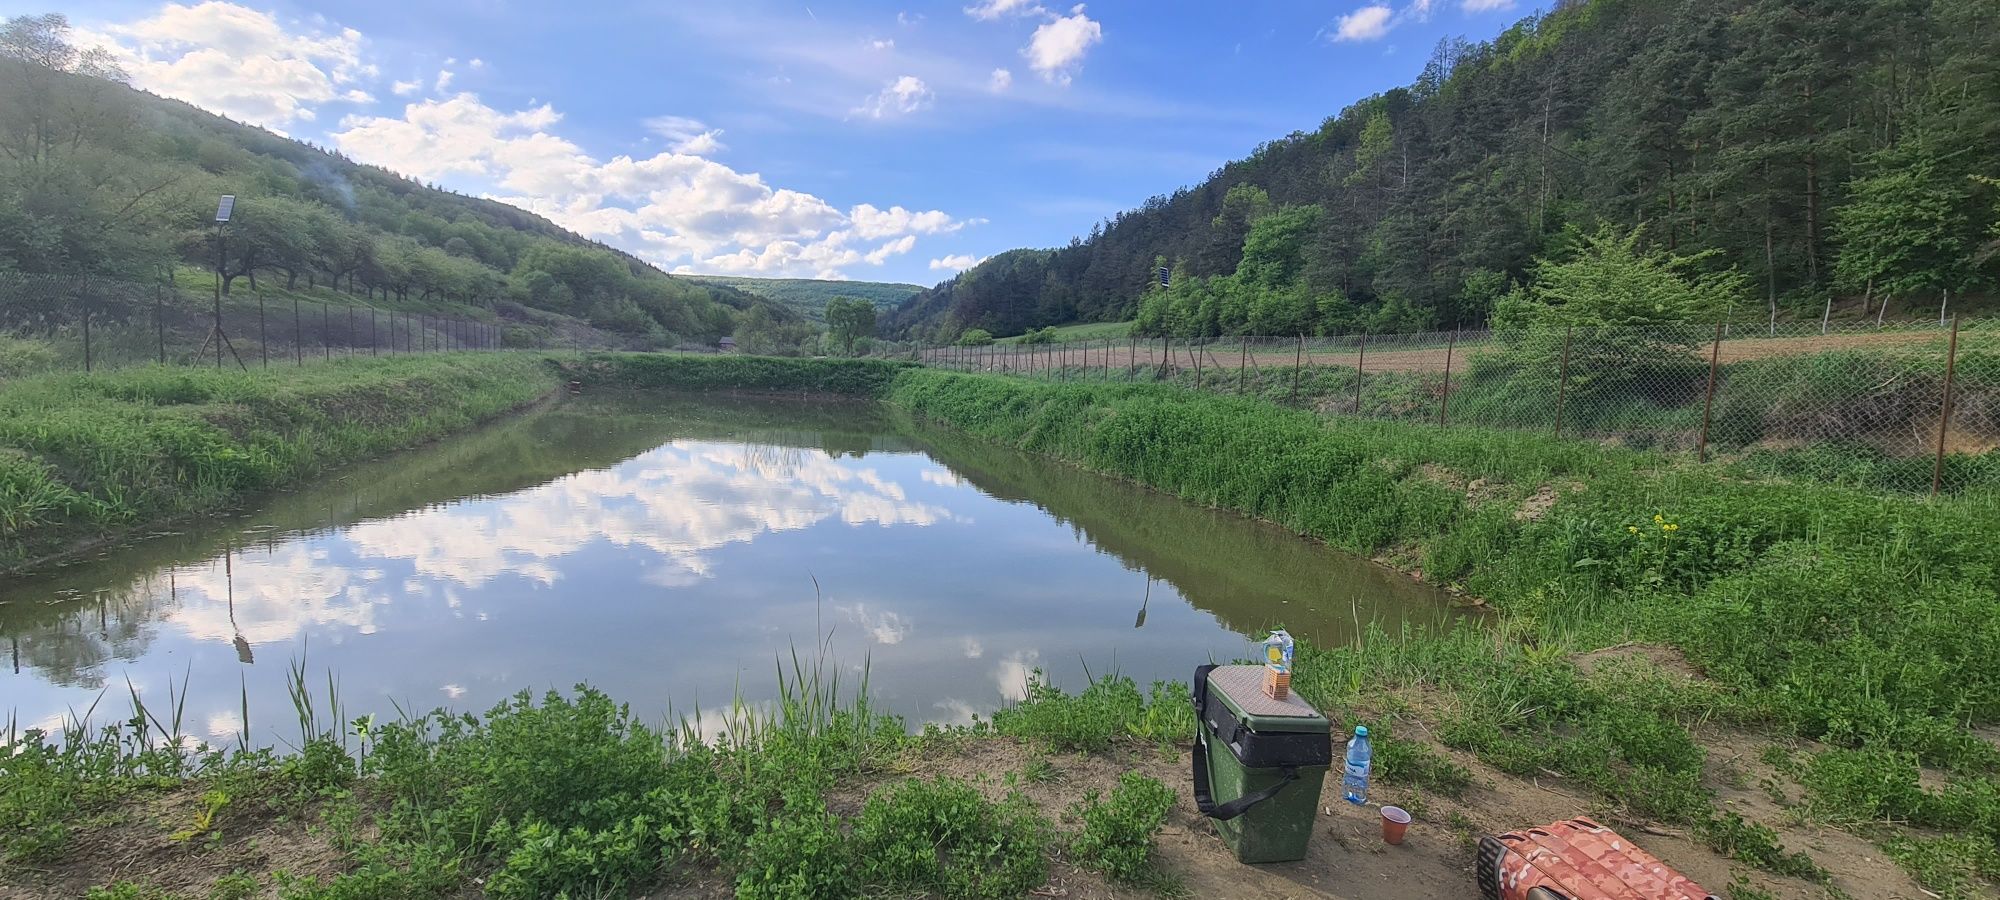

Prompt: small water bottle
[{"left": 1343, "top": 725, "right": 1372, "bottom": 806}]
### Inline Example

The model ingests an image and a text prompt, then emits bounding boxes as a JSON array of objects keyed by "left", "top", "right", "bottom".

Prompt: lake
[{"left": 1, "top": 393, "right": 1459, "bottom": 746}]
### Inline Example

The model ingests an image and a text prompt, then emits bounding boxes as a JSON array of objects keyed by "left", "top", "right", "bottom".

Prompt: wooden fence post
[
  {"left": 1291, "top": 334, "right": 1302, "bottom": 405},
  {"left": 1698, "top": 323, "right": 1724, "bottom": 463},
  {"left": 1553, "top": 326, "right": 1572, "bottom": 439},
  {"left": 1354, "top": 332, "right": 1367, "bottom": 414},
  {"left": 1932, "top": 315, "right": 1962, "bottom": 496},
  {"left": 1238, "top": 338, "right": 1248, "bottom": 394},
  {"left": 1438, "top": 330, "right": 1458, "bottom": 426}
]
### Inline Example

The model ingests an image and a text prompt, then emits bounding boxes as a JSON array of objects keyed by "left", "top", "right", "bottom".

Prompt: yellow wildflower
[
  {"left": 1664, "top": 523, "right": 1679, "bottom": 532},
  {"left": 1653, "top": 514, "right": 1665, "bottom": 524},
  {"left": 1627, "top": 526, "right": 1639, "bottom": 534}
]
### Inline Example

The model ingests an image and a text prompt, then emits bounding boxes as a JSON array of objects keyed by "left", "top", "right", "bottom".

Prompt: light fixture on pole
[{"left": 200, "top": 195, "right": 247, "bottom": 370}]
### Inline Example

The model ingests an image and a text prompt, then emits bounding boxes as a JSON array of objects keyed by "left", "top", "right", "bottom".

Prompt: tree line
[
  {"left": 886, "top": 0, "right": 2000, "bottom": 341},
  {"left": 0, "top": 13, "right": 801, "bottom": 348}
]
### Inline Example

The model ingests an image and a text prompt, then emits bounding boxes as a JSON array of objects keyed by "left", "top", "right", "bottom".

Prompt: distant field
[
  {"left": 682, "top": 275, "right": 922, "bottom": 321},
  {"left": 1000, "top": 320, "right": 1134, "bottom": 343}
]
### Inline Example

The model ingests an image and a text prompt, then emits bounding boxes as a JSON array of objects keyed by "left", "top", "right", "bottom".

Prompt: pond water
[{"left": 2, "top": 394, "right": 1460, "bottom": 746}]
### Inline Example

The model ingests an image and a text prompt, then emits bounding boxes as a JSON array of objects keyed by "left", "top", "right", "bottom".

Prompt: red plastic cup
[{"left": 1381, "top": 806, "right": 1411, "bottom": 845}]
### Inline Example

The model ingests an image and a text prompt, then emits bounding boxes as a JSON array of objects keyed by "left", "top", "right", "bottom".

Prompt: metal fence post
[
  {"left": 322, "top": 303, "right": 331, "bottom": 361},
  {"left": 81, "top": 302, "right": 92, "bottom": 373},
  {"left": 1127, "top": 336, "right": 1136, "bottom": 382},
  {"left": 1553, "top": 326, "right": 1573, "bottom": 439},
  {"left": 371, "top": 309, "right": 378, "bottom": 356},
  {"left": 1698, "top": 323, "right": 1723, "bottom": 463},
  {"left": 1932, "top": 315, "right": 1962, "bottom": 496},
  {"left": 1354, "top": 332, "right": 1367, "bottom": 414},
  {"left": 1291, "top": 334, "right": 1302, "bottom": 405},
  {"left": 1238, "top": 338, "right": 1248, "bottom": 394},
  {"left": 259, "top": 295, "right": 268, "bottom": 368},
  {"left": 1438, "top": 330, "right": 1458, "bottom": 427},
  {"left": 156, "top": 288, "right": 166, "bottom": 366},
  {"left": 346, "top": 304, "right": 355, "bottom": 357},
  {"left": 293, "top": 297, "right": 303, "bottom": 366}
]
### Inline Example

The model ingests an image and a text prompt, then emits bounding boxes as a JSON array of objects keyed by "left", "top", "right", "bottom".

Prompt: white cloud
[
  {"left": 434, "top": 68, "right": 454, "bottom": 92},
  {"left": 897, "top": 11, "right": 923, "bottom": 26},
  {"left": 468, "top": 57, "right": 485, "bottom": 69},
  {"left": 853, "top": 75, "right": 932, "bottom": 119},
  {"left": 929, "top": 254, "right": 987, "bottom": 272},
  {"left": 1462, "top": 0, "right": 1515, "bottom": 9},
  {"left": 1333, "top": 6, "right": 1394, "bottom": 41},
  {"left": 865, "top": 235, "right": 918, "bottom": 265},
  {"left": 644, "top": 115, "right": 727, "bottom": 155},
  {"left": 988, "top": 67, "right": 1013, "bottom": 92},
  {"left": 965, "top": 0, "right": 1044, "bottom": 20},
  {"left": 391, "top": 78, "right": 420, "bottom": 96},
  {"left": 1023, "top": 5, "right": 1102, "bottom": 85},
  {"left": 84, "top": 1, "right": 373, "bottom": 129},
  {"left": 334, "top": 92, "right": 965, "bottom": 278},
  {"left": 850, "top": 204, "right": 964, "bottom": 239},
  {"left": 868, "top": 37, "right": 895, "bottom": 50}
]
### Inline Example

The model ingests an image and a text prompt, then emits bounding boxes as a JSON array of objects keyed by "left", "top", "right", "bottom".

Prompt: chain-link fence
[
  {"left": 891, "top": 320, "right": 1998, "bottom": 497},
  {"left": 0, "top": 273, "right": 540, "bottom": 376}
]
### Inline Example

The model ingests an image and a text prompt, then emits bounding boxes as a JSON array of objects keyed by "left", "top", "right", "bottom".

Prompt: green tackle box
[{"left": 1191, "top": 664, "right": 1332, "bottom": 863}]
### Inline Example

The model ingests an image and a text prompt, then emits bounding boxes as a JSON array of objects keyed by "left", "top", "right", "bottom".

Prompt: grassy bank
[
  {"left": 886, "top": 369, "right": 2000, "bottom": 895},
  {"left": 567, "top": 352, "right": 915, "bottom": 395},
  {"left": 0, "top": 354, "right": 564, "bottom": 571}
]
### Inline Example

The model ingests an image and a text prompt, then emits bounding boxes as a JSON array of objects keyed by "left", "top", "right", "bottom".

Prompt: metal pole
[
  {"left": 293, "top": 297, "right": 302, "bottom": 366},
  {"left": 1698, "top": 323, "right": 1723, "bottom": 463},
  {"left": 1291, "top": 334, "right": 1302, "bottom": 405},
  {"left": 1439, "top": 330, "right": 1458, "bottom": 427},
  {"left": 1193, "top": 337, "right": 1203, "bottom": 383},
  {"left": 214, "top": 222, "right": 225, "bottom": 369},
  {"left": 322, "top": 303, "right": 330, "bottom": 361},
  {"left": 1354, "top": 332, "right": 1367, "bottom": 413},
  {"left": 156, "top": 287, "right": 166, "bottom": 365},
  {"left": 371, "top": 309, "right": 377, "bottom": 356},
  {"left": 1553, "top": 326, "right": 1572, "bottom": 439},
  {"left": 1238, "top": 337, "right": 1248, "bottom": 394},
  {"left": 1128, "top": 336, "right": 1136, "bottom": 382},
  {"left": 81, "top": 302, "right": 92, "bottom": 373},
  {"left": 259, "top": 295, "right": 268, "bottom": 368},
  {"left": 1932, "top": 315, "right": 1961, "bottom": 496},
  {"left": 346, "top": 305, "right": 354, "bottom": 357}
]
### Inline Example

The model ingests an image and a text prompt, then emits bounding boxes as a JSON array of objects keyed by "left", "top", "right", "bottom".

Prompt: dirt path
[{"left": 921, "top": 328, "right": 1949, "bottom": 379}]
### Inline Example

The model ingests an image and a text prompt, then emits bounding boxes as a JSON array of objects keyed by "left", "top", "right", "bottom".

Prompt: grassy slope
[
  {"left": 0, "top": 354, "right": 563, "bottom": 571},
  {"left": 998, "top": 320, "right": 1135, "bottom": 343},
  {"left": 680, "top": 275, "right": 922, "bottom": 321}
]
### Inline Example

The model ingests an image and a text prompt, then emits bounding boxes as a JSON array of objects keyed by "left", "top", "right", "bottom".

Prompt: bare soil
[{"left": 0, "top": 787, "right": 352, "bottom": 900}]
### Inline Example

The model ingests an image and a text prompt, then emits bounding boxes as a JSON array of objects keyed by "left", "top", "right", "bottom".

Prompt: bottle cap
[{"left": 1354, "top": 725, "right": 1368, "bottom": 737}]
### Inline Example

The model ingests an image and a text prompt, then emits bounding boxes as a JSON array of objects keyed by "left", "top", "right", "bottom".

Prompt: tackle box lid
[{"left": 1207, "top": 665, "right": 1330, "bottom": 734}]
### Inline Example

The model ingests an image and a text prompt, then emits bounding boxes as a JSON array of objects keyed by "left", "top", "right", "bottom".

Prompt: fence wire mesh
[
  {"left": 895, "top": 320, "right": 1997, "bottom": 498},
  {"left": 0, "top": 273, "right": 540, "bottom": 376}
]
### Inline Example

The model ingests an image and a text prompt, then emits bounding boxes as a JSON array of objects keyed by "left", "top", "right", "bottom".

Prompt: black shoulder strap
[{"left": 1189, "top": 664, "right": 1300, "bottom": 821}]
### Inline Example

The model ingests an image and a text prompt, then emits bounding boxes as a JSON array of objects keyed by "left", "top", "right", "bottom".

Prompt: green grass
[
  {"left": 570, "top": 352, "right": 915, "bottom": 396},
  {"left": 0, "top": 353, "right": 563, "bottom": 570},
  {"left": 999, "top": 320, "right": 1135, "bottom": 344}
]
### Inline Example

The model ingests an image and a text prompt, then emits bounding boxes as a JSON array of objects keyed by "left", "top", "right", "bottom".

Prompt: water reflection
[{"left": 1, "top": 394, "right": 1460, "bottom": 748}]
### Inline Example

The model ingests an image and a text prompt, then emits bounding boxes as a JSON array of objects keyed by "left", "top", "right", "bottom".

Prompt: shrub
[
  {"left": 993, "top": 674, "right": 1193, "bottom": 751},
  {"left": 853, "top": 776, "right": 1051, "bottom": 899},
  {"left": 735, "top": 794, "right": 856, "bottom": 900},
  {"left": 1069, "top": 772, "right": 1176, "bottom": 882}
]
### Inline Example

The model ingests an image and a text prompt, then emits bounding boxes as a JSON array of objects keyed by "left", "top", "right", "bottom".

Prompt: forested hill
[
  {"left": 0, "top": 15, "right": 791, "bottom": 347},
  {"left": 678, "top": 275, "right": 922, "bottom": 322},
  {"left": 886, "top": 0, "right": 2000, "bottom": 341}
]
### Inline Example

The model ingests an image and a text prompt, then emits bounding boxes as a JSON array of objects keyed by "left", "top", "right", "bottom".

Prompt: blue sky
[{"left": 33, "top": 0, "right": 1530, "bottom": 284}]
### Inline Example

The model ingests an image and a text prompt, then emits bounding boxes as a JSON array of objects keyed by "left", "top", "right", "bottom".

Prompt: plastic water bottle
[{"left": 1343, "top": 725, "right": 1372, "bottom": 805}]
